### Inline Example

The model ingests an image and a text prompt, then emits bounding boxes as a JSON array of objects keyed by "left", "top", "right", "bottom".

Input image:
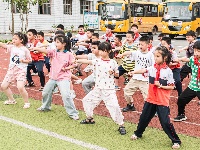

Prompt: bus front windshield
[
  {"left": 166, "top": 2, "right": 192, "bottom": 19},
  {"left": 101, "top": 3, "right": 124, "bottom": 20}
]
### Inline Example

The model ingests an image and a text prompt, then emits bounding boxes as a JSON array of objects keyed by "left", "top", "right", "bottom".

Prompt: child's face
[
  {"left": 114, "top": 37, "right": 120, "bottom": 44},
  {"left": 12, "top": 35, "right": 22, "bottom": 46},
  {"left": 91, "top": 45, "right": 99, "bottom": 55},
  {"left": 126, "top": 33, "right": 134, "bottom": 44},
  {"left": 186, "top": 36, "right": 195, "bottom": 42},
  {"left": 99, "top": 50, "right": 109, "bottom": 59},
  {"left": 161, "top": 40, "right": 170, "bottom": 50},
  {"left": 92, "top": 36, "right": 99, "bottom": 42},
  {"left": 139, "top": 41, "right": 149, "bottom": 52},
  {"left": 27, "top": 32, "right": 35, "bottom": 41},
  {"left": 131, "top": 27, "right": 138, "bottom": 33},
  {"left": 86, "top": 31, "right": 93, "bottom": 38},
  {"left": 78, "top": 27, "right": 84, "bottom": 34},
  {"left": 194, "top": 48, "right": 200, "bottom": 58},
  {"left": 55, "top": 39, "right": 65, "bottom": 50},
  {"left": 154, "top": 50, "right": 164, "bottom": 64},
  {"left": 37, "top": 35, "right": 44, "bottom": 42},
  {"left": 106, "top": 28, "right": 112, "bottom": 34}
]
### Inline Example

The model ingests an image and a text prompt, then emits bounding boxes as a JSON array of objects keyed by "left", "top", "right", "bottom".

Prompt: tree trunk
[
  {"left": 20, "top": 10, "right": 24, "bottom": 32},
  {"left": 128, "top": 0, "right": 132, "bottom": 30},
  {"left": 25, "top": 3, "right": 30, "bottom": 32},
  {"left": 11, "top": 0, "right": 14, "bottom": 35}
]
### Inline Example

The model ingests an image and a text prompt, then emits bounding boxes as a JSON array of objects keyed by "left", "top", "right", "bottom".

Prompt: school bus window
[
  {"left": 159, "top": 8, "right": 164, "bottom": 17},
  {"left": 194, "top": 8, "right": 200, "bottom": 17},
  {"left": 152, "top": 5, "right": 158, "bottom": 17},
  {"left": 134, "top": 5, "right": 144, "bottom": 17},
  {"left": 144, "top": 5, "right": 152, "bottom": 17}
]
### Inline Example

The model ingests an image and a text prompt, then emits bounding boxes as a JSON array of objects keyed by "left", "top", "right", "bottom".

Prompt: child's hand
[
  {"left": 179, "top": 49, "right": 184, "bottom": 53},
  {"left": 116, "top": 54, "right": 123, "bottom": 58},
  {"left": 109, "top": 70, "right": 114, "bottom": 75},
  {"left": 128, "top": 71, "right": 134, "bottom": 76},
  {"left": 33, "top": 50, "right": 39, "bottom": 54},
  {"left": 20, "top": 59, "right": 24, "bottom": 63},
  {"left": 154, "top": 81, "right": 161, "bottom": 87},
  {"left": 61, "top": 67, "right": 66, "bottom": 72}
]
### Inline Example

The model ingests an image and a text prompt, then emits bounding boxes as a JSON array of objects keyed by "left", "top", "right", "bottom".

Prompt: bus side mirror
[
  {"left": 122, "top": 3, "right": 125, "bottom": 11},
  {"left": 189, "top": 2, "right": 193, "bottom": 11},
  {"left": 96, "top": 4, "right": 99, "bottom": 10}
]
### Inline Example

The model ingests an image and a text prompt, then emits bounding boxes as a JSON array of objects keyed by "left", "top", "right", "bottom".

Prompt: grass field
[{"left": 0, "top": 92, "right": 199, "bottom": 150}]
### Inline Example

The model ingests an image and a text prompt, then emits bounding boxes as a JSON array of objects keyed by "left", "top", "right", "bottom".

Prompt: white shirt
[
  {"left": 6, "top": 45, "right": 32, "bottom": 71},
  {"left": 92, "top": 59, "right": 119, "bottom": 89},
  {"left": 130, "top": 50, "right": 155, "bottom": 81},
  {"left": 75, "top": 34, "right": 88, "bottom": 51}
]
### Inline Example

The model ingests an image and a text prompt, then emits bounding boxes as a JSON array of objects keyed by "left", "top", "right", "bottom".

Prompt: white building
[{"left": 0, "top": 0, "right": 98, "bottom": 34}]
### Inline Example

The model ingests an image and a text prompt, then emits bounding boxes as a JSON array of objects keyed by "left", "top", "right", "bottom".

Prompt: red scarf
[
  {"left": 148, "top": 44, "right": 153, "bottom": 51},
  {"left": 153, "top": 63, "right": 168, "bottom": 95},
  {"left": 40, "top": 39, "right": 44, "bottom": 43},
  {"left": 194, "top": 56, "right": 200, "bottom": 87},
  {"left": 133, "top": 33, "right": 140, "bottom": 42},
  {"left": 106, "top": 32, "right": 113, "bottom": 42},
  {"left": 79, "top": 32, "right": 85, "bottom": 35}
]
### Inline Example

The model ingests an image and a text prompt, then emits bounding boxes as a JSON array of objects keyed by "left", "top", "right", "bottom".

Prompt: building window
[
  {"left": 38, "top": 0, "right": 51, "bottom": 14},
  {"left": 80, "top": 0, "right": 91, "bottom": 14},
  {"left": 63, "top": 0, "right": 72, "bottom": 15},
  {"left": 13, "top": 4, "right": 26, "bottom": 14}
]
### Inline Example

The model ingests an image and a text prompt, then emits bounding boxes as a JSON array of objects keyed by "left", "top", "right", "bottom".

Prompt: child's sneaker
[
  {"left": 118, "top": 126, "right": 126, "bottom": 135},
  {"left": 4, "top": 100, "right": 17, "bottom": 105},
  {"left": 39, "top": 87, "right": 44, "bottom": 91},
  {"left": 122, "top": 104, "right": 136, "bottom": 112},
  {"left": 23, "top": 103, "right": 30, "bottom": 109},
  {"left": 124, "top": 78, "right": 129, "bottom": 85},
  {"left": 130, "top": 134, "right": 138, "bottom": 140},
  {"left": 74, "top": 79, "right": 82, "bottom": 84},
  {"left": 174, "top": 114, "right": 187, "bottom": 122},
  {"left": 115, "top": 86, "right": 120, "bottom": 91},
  {"left": 172, "top": 143, "right": 180, "bottom": 149}
]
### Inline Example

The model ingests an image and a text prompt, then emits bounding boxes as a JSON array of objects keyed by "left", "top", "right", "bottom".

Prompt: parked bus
[
  {"left": 162, "top": 0, "right": 197, "bottom": 39},
  {"left": 190, "top": 2, "right": 200, "bottom": 37},
  {"left": 96, "top": 0, "right": 165, "bottom": 34}
]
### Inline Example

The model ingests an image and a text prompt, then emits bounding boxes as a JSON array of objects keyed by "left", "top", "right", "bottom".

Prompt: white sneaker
[
  {"left": 74, "top": 79, "right": 82, "bottom": 84},
  {"left": 172, "top": 143, "right": 180, "bottom": 149},
  {"left": 71, "top": 90, "right": 76, "bottom": 99},
  {"left": 23, "top": 103, "right": 30, "bottom": 109},
  {"left": 130, "top": 134, "right": 138, "bottom": 140}
]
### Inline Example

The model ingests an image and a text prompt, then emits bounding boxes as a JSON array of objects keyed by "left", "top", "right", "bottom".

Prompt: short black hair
[
  {"left": 27, "top": 29, "right": 37, "bottom": 36},
  {"left": 55, "top": 30, "right": 65, "bottom": 36},
  {"left": 37, "top": 31, "right": 44, "bottom": 37},
  {"left": 193, "top": 41, "right": 200, "bottom": 50},
  {"left": 92, "top": 33, "right": 99, "bottom": 38},
  {"left": 148, "top": 35, "right": 153, "bottom": 41},
  {"left": 139, "top": 35, "right": 150, "bottom": 44},
  {"left": 131, "top": 24, "right": 138, "bottom": 29},
  {"left": 87, "top": 29, "right": 94, "bottom": 33},
  {"left": 126, "top": 31, "right": 135, "bottom": 38},
  {"left": 158, "top": 33, "right": 165, "bottom": 37},
  {"left": 106, "top": 24, "right": 114, "bottom": 30},
  {"left": 78, "top": 25, "right": 84, "bottom": 28},
  {"left": 162, "top": 37, "right": 171, "bottom": 45},
  {"left": 56, "top": 24, "right": 64, "bottom": 30},
  {"left": 91, "top": 41, "right": 101, "bottom": 46},
  {"left": 115, "top": 35, "right": 122, "bottom": 41},
  {"left": 186, "top": 30, "right": 196, "bottom": 37}
]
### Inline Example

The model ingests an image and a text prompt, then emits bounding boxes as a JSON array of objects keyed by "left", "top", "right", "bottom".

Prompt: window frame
[
  {"left": 38, "top": 0, "right": 51, "bottom": 15},
  {"left": 80, "top": 0, "right": 92, "bottom": 14},
  {"left": 63, "top": 0, "right": 72, "bottom": 15}
]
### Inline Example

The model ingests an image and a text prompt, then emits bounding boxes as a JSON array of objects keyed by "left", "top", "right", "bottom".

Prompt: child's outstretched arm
[
  {"left": 31, "top": 47, "right": 48, "bottom": 54},
  {"left": 178, "top": 57, "right": 190, "bottom": 62},
  {"left": 128, "top": 68, "right": 147, "bottom": 76},
  {"left": 0, "top": 42, "right": 8, "bottom": 49},
  {"left": 76, "top": 59, "right": 92, "bottom": 64},
  {"left": 75, "top": 55, "right": 88, "bottom": 59},
  {"left": 116, "top": 51, "right": 132, "bottom": 58}
]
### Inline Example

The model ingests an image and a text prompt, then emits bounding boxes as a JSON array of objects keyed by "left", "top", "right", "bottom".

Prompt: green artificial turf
[{"left": 0, "top": 92, "right": 199, "bottom": 150}]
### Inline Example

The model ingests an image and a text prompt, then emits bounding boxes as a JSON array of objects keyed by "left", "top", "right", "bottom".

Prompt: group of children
[{"left": 0, "top": 23, "right": 200, "bottom": 149}]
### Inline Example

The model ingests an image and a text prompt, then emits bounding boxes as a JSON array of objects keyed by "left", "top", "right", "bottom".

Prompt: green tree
[{"left": 4, "top": 0, "right": 48, "bottom": 34}]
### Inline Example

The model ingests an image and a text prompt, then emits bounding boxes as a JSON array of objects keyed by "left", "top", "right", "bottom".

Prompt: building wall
[{"left": 0, "top": 0, "right": 98, "bottom": 34}]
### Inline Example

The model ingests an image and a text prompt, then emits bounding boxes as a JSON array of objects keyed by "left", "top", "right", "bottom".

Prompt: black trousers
[
  {"left": 177, "top": 87, "right": 200, "bottom": 115},
  {"left": 134, "top": 102, "right": 181, "bottom": 144},
  {"left": 27, "top": 60, "right": 45, "bottom": 87},
  {"left": 180, "top": 63, "right": 191, "bottom": 82}
]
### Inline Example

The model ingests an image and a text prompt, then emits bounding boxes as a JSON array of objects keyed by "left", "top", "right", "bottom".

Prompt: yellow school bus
[
  {"left": 190, "top": 2, "right": 200, "bottom": 37},
  {"left": 96, "top": 0, "right": 165, "bottom": 34},
  {"left": 162, "top": 0, "right": 197, "bottom": 39}
]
